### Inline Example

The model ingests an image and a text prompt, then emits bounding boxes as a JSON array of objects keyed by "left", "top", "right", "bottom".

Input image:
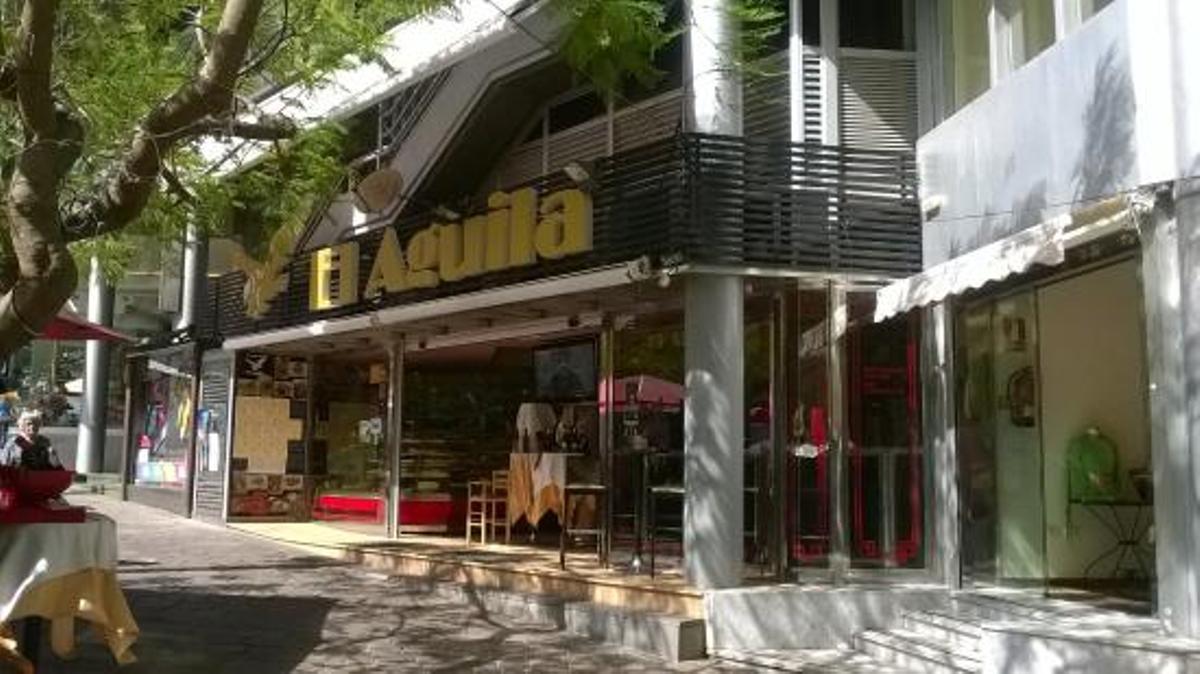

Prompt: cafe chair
[
  {"left": 486, "top": 469, "right": 511, "bottom": 544},
  {"left": 560, "top": 483, "right": 608, "bottom": 570},
  {"left": 466, "top": 479, "right": 490, "bottom": 544}
]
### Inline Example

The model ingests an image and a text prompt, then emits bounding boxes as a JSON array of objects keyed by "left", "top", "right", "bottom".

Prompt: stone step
[
  {"left": 563, "top": 600, "right": 705, "bottom": 663},
  {"left": 952, "top": 591, "right": 1164, "bottom": 632},
  {"left": 420, "top": 580, "right": 705, "bottom": 662},
  {"left": 713, "top": 647, "right": 911, "bottom": 673},
  {"left": 854, "top": 629, "right": 981, "bottom": 673},
  {"left": 903, "top": 611, "right": 984, "bottom": 652}
]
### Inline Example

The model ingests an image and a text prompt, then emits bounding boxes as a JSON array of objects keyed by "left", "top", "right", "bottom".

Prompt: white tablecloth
[{"left": 0, "top": 514, "right": 118, "bottom": 622}]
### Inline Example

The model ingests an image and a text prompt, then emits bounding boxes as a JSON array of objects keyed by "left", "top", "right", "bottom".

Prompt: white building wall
[{"left": 918, "top": 0, "right": 1197, "bottom": 266}]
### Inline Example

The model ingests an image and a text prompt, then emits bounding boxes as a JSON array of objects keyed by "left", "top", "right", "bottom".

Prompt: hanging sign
[{"left": 309, "top": 187, "right": 593, "bottom": 311}]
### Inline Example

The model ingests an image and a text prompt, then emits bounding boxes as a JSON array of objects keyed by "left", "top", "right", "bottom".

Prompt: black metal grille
[{"left": 208, "top": 133, "right": 919, "bottom": 338}]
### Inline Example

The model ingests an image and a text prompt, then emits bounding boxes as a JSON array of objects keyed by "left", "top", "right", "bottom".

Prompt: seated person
[{"left": 0, "top": 411, "right": 62, "bottom": 470}]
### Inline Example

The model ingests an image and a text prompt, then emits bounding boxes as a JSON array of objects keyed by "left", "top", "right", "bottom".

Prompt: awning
[
  {"left": 874, "top": 196, "right": 1140, "bottom": 322},
  {"left": 39, "top": 312, "right": 131, "bottom": 342}
]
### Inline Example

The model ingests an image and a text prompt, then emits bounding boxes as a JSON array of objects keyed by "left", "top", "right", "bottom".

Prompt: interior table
[
  {"left": 0, "top": 512, "right": 139, "bottom": 667},
  {"left": 1069, "top": 498, "right": 1154, "bottom": 580},
  {"left": 508, "top": 453, "right": 582, "bottom": 533}
]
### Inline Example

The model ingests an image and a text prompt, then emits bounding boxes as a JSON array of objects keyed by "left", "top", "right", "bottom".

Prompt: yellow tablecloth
[
  {"left": 5, "top": 567, "right": 138, "bottom": 663},
  {"left": 0, "top": 514, "right": 139, "bottom": 666},
  {"left": 508, "top": 454, "right": 567, "bottom": 526}
]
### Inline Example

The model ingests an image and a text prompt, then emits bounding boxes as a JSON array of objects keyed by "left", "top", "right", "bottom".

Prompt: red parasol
[{"left": 38, "top": 311, "right": 131, "bottom": 342}]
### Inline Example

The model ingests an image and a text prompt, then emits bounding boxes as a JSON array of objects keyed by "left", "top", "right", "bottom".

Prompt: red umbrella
[{"left": 38, "top": 311, "right": 131, "bottom": 342}]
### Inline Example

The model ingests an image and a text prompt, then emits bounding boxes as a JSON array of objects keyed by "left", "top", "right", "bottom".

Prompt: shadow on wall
[
  {"left": 946, "top": 182, "right": 1049, "bottom": 260},
  {"left": 1072, "top": 44, "right": 1136, "bottom": 203},
  {"left": 938, "top": 41, "right": 1136, "bottom": 262}
]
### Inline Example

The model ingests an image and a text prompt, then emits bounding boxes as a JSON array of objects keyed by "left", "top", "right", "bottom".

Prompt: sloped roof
[{"left": 199, "top": 0, "right": 546, "bottom": 175}]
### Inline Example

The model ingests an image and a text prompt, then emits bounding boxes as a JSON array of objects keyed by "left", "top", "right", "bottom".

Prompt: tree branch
[
  {"left": 62, "top": 0, "right": 267, "bottom": 242},
  {"left": 14, "top": 0, "right": 55, "bottom": 138},
  {"left": 0, "top": 0, "right": 78, "bottom": 356},
  {"left": 197, "top": 113, "right": 298, "bottom": 141},
  {"left": 161, "top": 166, "right": 197, "bottom": 204}
]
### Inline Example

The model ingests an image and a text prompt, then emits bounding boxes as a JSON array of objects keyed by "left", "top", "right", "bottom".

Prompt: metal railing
[{"left": 205, "top": 132, "right": 919, "bottom": 339}]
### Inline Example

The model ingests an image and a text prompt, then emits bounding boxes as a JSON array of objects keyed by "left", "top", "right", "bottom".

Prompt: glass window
[
  {"left": 131, "top": 348, "right": 196, "bottom": 489},
  {"left": 612, "top": 312, "right": 685, "bottom": 571},
  {"left": 942, "top": 0, "right": 991, "bottom": 112},
  {"left": 998, "top": 0, "right": 1055, "bottom": 71},
  {"left": 842, "top": 0, "right": 913, "bottom": 51},
  {"left": 789, "top": 288, "right": 832, "bottom": 568},
  {"left": 229, "top": 353, "right": 311, "bottom": 519},
  {"left": 1062, "top": 0, "right": 1113, "bottom": 35}
]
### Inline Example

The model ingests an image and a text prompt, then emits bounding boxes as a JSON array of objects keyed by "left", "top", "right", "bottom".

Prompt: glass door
[
  {"left": 788, "top": 288, "right": 833, "bottom": 569},
  {"left": 957, "top": 292, "right": 1046, "bottom": 587}
]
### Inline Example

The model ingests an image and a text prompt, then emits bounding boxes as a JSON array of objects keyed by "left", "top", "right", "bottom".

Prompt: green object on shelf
[{"left": 1067, "top": 427, "right": 1120, "bottom": 503}]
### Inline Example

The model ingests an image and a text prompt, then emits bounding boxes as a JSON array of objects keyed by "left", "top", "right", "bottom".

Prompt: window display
[
  {"left": 229, "top": 352, "right": 311, "bottom": 518},
  {"left": 132, "top": 349, "right": 195, "bottom": 488}
]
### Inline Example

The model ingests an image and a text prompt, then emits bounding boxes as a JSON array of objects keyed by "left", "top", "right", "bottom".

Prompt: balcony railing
[{"left": 202, "top": 132, "right": 918, "bottom": 340}]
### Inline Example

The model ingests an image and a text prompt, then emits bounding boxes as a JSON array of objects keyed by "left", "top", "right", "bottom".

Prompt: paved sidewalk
[{"left": 33, "top": 496, "right": 745, "bottom": 673}]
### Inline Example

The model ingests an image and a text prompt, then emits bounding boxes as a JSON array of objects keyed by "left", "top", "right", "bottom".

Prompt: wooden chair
[
  {"left": 466, "top": 479, "right": 489, "bottom": 544},
  {"left": 486, "top": 469, "right": 510, "bottom": 544}
]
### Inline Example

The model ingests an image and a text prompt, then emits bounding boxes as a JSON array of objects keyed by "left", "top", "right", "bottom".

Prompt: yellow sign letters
[{"left": 312, "top": 187, "right": 592, "bottom": 311}]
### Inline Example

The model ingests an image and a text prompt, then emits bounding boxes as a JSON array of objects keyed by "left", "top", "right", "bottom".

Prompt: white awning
[{"left": 874, "top": 196, "right": 1140, "bottom": 322}]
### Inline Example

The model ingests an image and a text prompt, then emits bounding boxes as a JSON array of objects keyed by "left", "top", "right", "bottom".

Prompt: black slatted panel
[
  {"left": 613, "top": 92, "right": 682, "bottom": 153},
  {"left": 193, "top": 354, "right": 231, "bottom": 523},
  {"left": 206, "top": 133, "right": 918, "bottom": 338}
]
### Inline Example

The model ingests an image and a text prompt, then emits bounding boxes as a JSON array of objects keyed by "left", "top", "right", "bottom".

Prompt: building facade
[
  {"left": 115, "top": 0, "right": 1200, "bottom": 667},
  {"left": 880, "top": 0, "right": 1199, "bottom": 657}
]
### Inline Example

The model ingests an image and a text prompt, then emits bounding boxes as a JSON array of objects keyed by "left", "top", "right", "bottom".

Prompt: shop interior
[
  {"left": 957, "top": 256, "right": 1154, "bottom": 610},
  {"left": 223, "top": 281, "right": 928, "bottom": 582}
]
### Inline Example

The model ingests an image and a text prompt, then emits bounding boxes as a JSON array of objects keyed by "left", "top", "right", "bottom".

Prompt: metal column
[
  {"left": 598, "top": 324, "right": 616, "bottom": 564},
  {"left": 683, "top": 0, "right": 746, "bottom": 591},
  {"left": 769, "top": 292, "right": 792, "bottom": 578},
  {"left": 76, "top": 257, "right": 115, "bottom": 474},
  {"left": 827, "top": 281, "right": 849, "bottom": 580},
  {"left": 176, "top": 222, "right": 208, "bottom": 331},
  {"left": 386, "top": 337, "right": 406, "bottom": 539},
  {"left": 788, "top": 0, "right": 807, "bottom": 142},
  {"left": 924, "top": 301, "right": 961, "bottom": 588}
]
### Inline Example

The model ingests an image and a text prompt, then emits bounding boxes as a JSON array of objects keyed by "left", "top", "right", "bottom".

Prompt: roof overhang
[
  {"left": 874, "top": 195, "right": 1148, "bottom": 322},
  {"left": 198, "top": 0, "right": 551, "bottom": 175},
  {"left": 221, "top": 263, "right": 639, "bottom": 352}
]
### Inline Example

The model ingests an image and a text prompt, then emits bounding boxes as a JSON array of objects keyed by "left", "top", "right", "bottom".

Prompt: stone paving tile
[{"left": 27, "top": 496, "right": 750, "bottom": 673}]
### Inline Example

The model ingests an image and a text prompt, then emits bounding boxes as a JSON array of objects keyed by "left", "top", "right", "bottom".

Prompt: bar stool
[
  {"left": 466, "top": 479, "right": 489, "bottom": 544},
  {"left": 486, "top": 470, "right": 510, "bottom": 544},
  {"left": 560, "top": 483, "right": 607, "bottom": 569},
  {"left": 647, "top": 484, "right": 685, "bottom": 577}
]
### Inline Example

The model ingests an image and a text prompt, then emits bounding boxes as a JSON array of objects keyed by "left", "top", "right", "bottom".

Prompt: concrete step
[
  {"left": 714, "top": 647, "right": 911, "bottom": 673},
  {"left": 952, "top": 591, "right": 1164, "bottom": 632},
  {"left": 419, "top": 580, "right": 705, "bottom": 662},
  {"left": 903, "top": 611, "right": 983, "bottom": 652},
  {"left": 563, "top": 600, "right": 705, "bottom": 663},
  {"left": 854, "top": 629, "right": 980, "bottom": 673}
]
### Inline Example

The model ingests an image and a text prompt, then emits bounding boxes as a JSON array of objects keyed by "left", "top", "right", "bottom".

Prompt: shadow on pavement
[{"left": 37, "top": 589, "right": 335, "bottom": 674}]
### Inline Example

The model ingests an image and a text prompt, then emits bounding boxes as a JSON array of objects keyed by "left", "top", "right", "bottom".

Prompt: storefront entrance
[
  {"left": 786, "top": 287, "right": 925, "bottom": 575},
  {"left": 956, "top": 257, "right": 1154, "bottom": 607}
]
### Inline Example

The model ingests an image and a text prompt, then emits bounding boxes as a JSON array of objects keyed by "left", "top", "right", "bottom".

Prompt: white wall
[
  {"left": 1037, "top": 259, "right": 1149, "bottom": 578},
  {"left": 918, "top": 0, "right": 1200, "bottom": 266}
]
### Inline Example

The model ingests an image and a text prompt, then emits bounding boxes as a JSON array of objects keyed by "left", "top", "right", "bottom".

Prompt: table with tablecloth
[
  {"left": 507, "top": 453, "right": 598, "bottom": 529},
  {"left": 0, "top": 513, "right": 139, "bottom": 665}
]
